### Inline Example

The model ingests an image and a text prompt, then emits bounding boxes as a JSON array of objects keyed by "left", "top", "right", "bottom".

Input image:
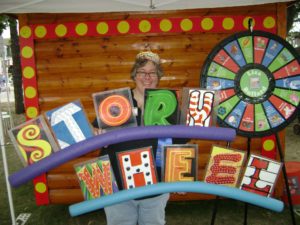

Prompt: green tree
[
  {"left": 287, "top": 2, "right": 300, "bottom": 47},
  {"left": 0, "top": 15, "right": 24, "bottom": 114}
]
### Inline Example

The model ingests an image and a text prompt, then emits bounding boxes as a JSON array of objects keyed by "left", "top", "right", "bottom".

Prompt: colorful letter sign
[
  {"left": 117, "top": 146, "right": 158, "bottom": 190},
  {"left": 143, "top": 88, "right": 180, "bottom": 167},
  {"left": 143, "top": 89, "right": 180, "bottom": 126},
  {"left": 8, "top": 115, "right": 59, "bottom": 167},
  {"left": 181, "top": 88, "right": 215, "bottom": 127},
  {"left": 204, "top": 145, "right": 245, "bottom": 187},
  {"left": 74, "top": 155, "right": 118, "bottom": 200},
  {"left": 240, "top": 154, "right": 282, "bottom": 197},
  {"left": 93, "top": 87, "right": 137, "bottom": 131},
  {"left": 162, "top": 144, "right": 198, "bottom": 182},
  {"left": 45, "top": 100, "right": 94, "bottom": 149}
]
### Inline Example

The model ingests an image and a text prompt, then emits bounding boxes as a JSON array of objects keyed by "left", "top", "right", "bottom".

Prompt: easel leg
[
  {"left": 210, "top": 196, "right": 219, "bottom": 225},
  {"left": 243, "top": 137, "right": 251, "bottom": 225},
  {"left": 275, "top": 132, "right": 297, "bottom": 225},
  {"left": 243, "top": 204, "right": 248, "bottom": 225}
]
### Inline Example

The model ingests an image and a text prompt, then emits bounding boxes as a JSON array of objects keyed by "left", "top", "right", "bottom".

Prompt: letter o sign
[{"left": 99, "top": 95, "right": 132, "bottom": 126}]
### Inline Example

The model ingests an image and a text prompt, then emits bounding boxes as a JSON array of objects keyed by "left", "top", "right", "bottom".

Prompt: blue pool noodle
[{"left": 69, "top": 182, "right": 284, "bottom": 216}]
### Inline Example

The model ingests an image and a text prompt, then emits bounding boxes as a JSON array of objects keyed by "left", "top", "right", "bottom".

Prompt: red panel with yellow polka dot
[
  {"left": 33, "top": 174, "right": 49, "bottom": 205},
  {"left": 27, "top": 16, "right": 277, "bottom": 40},
  {"left": 261, "top": 135, "right": 277, "bottom": 159}
]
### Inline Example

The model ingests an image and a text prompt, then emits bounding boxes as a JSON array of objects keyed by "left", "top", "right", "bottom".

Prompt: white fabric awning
[{"left": 0, "top": 0, "right": 293, "bottom": 14}]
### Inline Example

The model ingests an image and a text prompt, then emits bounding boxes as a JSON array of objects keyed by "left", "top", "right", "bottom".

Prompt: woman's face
[{"left": 134, "top": 61, "right": 159, "bottom": 94}]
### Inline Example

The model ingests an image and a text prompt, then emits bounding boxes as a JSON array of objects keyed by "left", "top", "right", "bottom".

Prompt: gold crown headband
[{"left": 136, "top": 51, "right": 160, "bottom": 64}]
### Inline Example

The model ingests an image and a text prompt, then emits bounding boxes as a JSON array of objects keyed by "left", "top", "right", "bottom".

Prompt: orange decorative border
[{"left": 18, "top": 15, "right": 277, "bottom": 205}]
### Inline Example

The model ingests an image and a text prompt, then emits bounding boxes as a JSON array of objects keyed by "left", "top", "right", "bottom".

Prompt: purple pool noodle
[{"left": 9, "top": 125, "right": 235, "bottom": 187}]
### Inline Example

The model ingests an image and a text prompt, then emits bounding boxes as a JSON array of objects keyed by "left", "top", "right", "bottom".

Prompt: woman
[{"left": 94, "top": 51, "right": 170, "bottom": 225}]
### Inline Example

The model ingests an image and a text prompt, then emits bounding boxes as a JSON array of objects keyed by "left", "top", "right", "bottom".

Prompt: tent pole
[
  {"left": 2, "top": 59, "right": 14, "bottom": 127},
  {"left": 0, "top": 102, "right": 16, "bottom": 225}
]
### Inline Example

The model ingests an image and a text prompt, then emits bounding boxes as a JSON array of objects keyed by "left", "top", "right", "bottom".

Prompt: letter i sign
[{"left": 240, "top": 154, "right": 282, "bottom": 197}]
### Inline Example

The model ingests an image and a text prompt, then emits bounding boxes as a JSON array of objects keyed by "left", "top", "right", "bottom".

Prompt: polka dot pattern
[
  {"left": 263, "top": 16, "right": 275, "bottom": 29},
  {"left": 180, "top": 19, "right": 193, "bottom": 31},
  {"left": 139, "top": 20, "right": 151, "bottom": 33},
  {"left": 21, "top": 46, "right": 33, "bottom": 59},
  {"left": 222, "top": 18, "right": 235, "bottom": 30},
  {"left": 117, "top": 21, "right": 130, "bottom": 34},
  {"left": 20, "top": 26, "right": 32, "bottom": 38},
  {"left": 23, "top": 66, "right": 35, "bottom": 79},
  {"left": 96, "top": 22, "right": 109, "bottom": 34},
  {"left": 21, "top": 16, "right": 277, "bottom": 40},
  {"left": 26, "top": 107, "right": 38, "bottom": 119},
  {"left": 160, "top": 19, "right": 172, "bottom": 32},
  {"left": 201, "top": 18, "right": 214, "bottom": 31},
  {"left": 35, "top": 25, "right": 47, "bottom": 38},
  {"left": 35, "top": 182, "right": 47, "bottom": 193},
  {"left": 75, "top": 23, "right": 88, "bottom": 36},
  {"left": 55, "top": 24, "right": 67, "bottom": 37},
  {"left": 263, "top": 139, "right": 275, "bottom": 151},
  {"left": 19, "top": 26, "right": 40, "bottom": 121},
  {"left": 25, "top": 86, "right": 37, "bottom": 99}
]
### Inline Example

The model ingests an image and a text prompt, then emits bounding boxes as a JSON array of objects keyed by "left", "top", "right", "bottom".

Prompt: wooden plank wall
[{"left": 18, "top": 3, "right": 287, "bottom": 204}]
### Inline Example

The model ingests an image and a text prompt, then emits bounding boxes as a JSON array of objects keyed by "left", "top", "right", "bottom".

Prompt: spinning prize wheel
[{"left": 201, "top": 30, "right": 300, "bottom": 137}]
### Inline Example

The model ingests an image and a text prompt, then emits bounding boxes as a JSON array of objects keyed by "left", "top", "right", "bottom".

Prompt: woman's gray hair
[{"left": 130, "top": 58, "right": 164, "bottom": 80}]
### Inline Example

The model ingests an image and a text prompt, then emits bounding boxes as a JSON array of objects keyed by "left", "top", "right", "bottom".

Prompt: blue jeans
[{"left": 104, "top": 193, "right": 170, "bottom": 225}]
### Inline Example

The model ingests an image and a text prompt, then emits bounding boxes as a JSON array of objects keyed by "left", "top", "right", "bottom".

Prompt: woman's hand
[
  {"left": 93, "top": 128, "right": 109, "bottom": 148},
  {"left": 93, "top": 127, "right": 104, "bottom": 135}
]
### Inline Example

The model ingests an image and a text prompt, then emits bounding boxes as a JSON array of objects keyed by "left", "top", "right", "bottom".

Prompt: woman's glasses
[{"left": 136, "top": 71, "right": 158, "bottom": 78}]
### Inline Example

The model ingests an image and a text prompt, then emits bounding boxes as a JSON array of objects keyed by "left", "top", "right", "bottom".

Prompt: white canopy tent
[{"left": 0, "top": 0, "right": 293, "bottom": 14}]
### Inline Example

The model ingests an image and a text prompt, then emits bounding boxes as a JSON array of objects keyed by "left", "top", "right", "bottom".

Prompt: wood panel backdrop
[{"left": 18, "top": 2, "right": 287, "bottom": 204}]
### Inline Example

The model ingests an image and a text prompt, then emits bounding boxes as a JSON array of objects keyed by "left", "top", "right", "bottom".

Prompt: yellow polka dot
[
  {"left": 35, "top": 26, "right": 47, "bottom": 38},
  {"left": 117, "top": 21, "right": 130, "bottom": 34},
  {"left": 55, "top": 24, "right": 67, "bottom": 37},
  {"left": 96, "top": 22, "right": 109, "bottom": 34},
  {"left": 243, "top": 17, "right": 255, "bottom": 30},
  {"left": 26, "top": 107, "right": 38, "bottom": 119},
  {"left": 160, "top": 19, "right": 172, "bottom": 32},
  {"left": 35, "top": 182, "right": 47, "bottom": 193},
  {"left": 222, "top": 18, "right": 234, "bottom": 30},
  {"left": 139, "top": 20, "right": 151, "bottom": 33},
  {"left": 20, "top": 26, "right": 32, "bottom": 39},
  {"left": 25, "top": 86, "right": 37, "bottom": 99},
  {"left": 180, "top": 19, "right": 193, "bottom": 31},
  {"left": 23, "top": 66, "right": 35, "bottom": 79},
  {"left": 263, "top": 16, "right": 276, "bottom": 29},
  {"left": 21, "top": 46, "right": 33, "bottom": 59},
  {"left": 75, "top": 23, "right": 88, "bottom": 36},
  {"left": 201, "top": 18, "right": 214, "bottom": 31},
  {"left": 263, "top": 140, "right": 275, "bottom": 151}
]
